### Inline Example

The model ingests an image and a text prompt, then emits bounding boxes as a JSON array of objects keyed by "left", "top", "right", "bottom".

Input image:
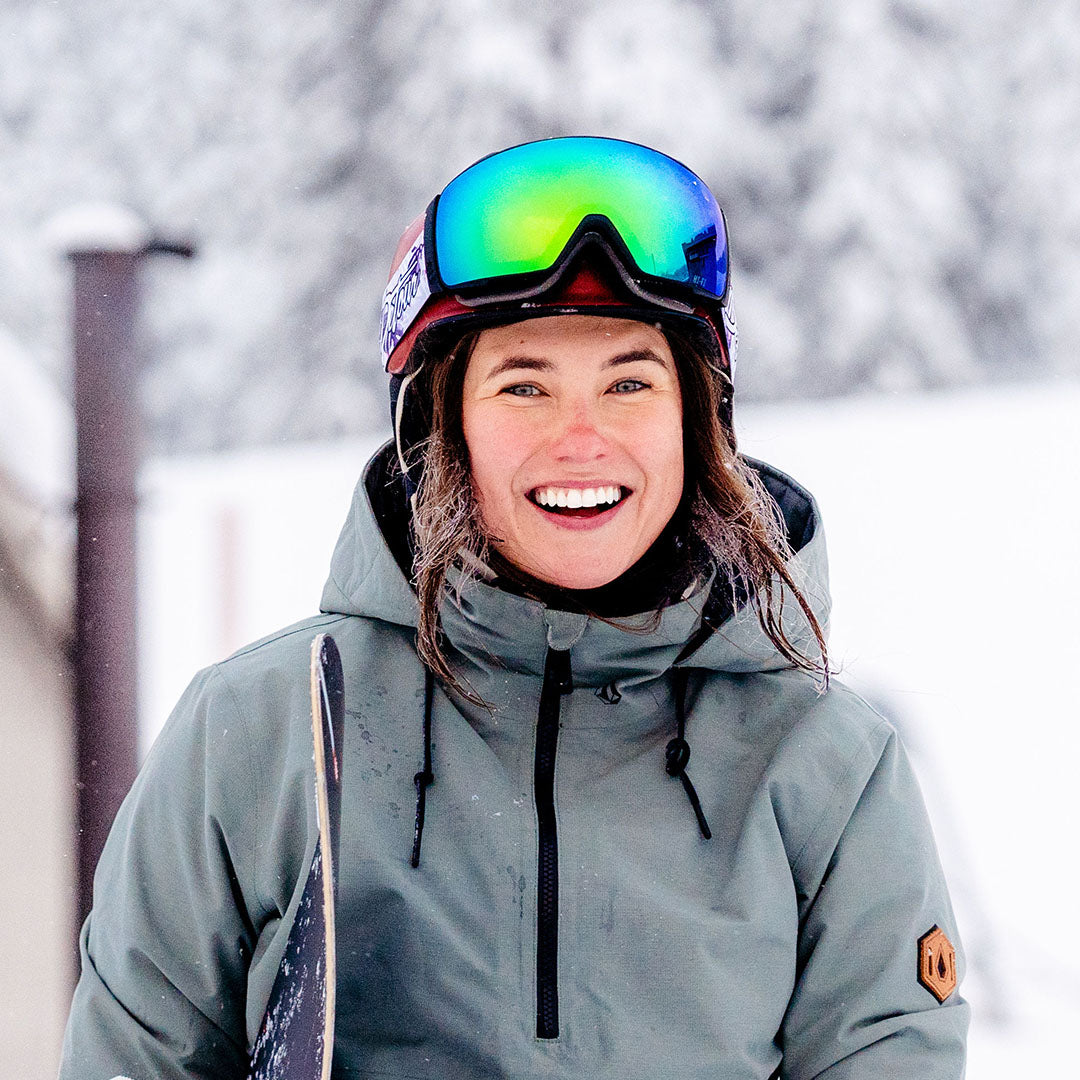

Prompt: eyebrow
[
  {"left": 484, "top": 348, "right": 671, "bottom": 379},
  {"left": 605, "top": 348, "right": 671, "bottom": 370}
]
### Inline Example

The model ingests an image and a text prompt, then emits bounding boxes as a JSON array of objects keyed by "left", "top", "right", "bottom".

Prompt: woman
[{"left": 61, "top": 137, "right": 968, "bottom": 1078}]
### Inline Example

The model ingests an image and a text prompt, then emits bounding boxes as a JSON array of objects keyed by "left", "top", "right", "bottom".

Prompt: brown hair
[{"left": 406, "top": 323, "right": 830, "bottom": 702}]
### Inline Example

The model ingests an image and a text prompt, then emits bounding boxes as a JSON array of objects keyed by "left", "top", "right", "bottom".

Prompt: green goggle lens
[{"left": 433, "top": 137, "right": 728, "bottom": 299}]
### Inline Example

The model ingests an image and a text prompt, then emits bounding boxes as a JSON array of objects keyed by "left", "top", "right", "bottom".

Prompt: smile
[{"left": 527, "top": 485, "right": 629, "bottom": 519}]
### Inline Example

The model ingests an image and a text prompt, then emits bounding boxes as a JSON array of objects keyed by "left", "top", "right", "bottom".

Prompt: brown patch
[{"left": 918, "top": 925, "right": 958, "bottom": 1002}]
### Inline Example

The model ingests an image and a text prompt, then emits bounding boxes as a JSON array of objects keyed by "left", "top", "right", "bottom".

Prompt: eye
[
  {"left": 609, "top": 378, "right": 649, "bottom": 394},
  {"left": 500, "top": 382, "right": 543, "bottom": 397}
]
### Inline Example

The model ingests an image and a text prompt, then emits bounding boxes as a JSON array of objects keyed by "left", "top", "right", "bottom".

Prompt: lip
[{"left": 524, "top": 487, "right": 631, "bottom": 530}]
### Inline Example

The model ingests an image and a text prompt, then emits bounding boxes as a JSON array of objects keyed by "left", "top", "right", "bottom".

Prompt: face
[{"left": 461, "top": 315, "right": 684, "bottom": 590}]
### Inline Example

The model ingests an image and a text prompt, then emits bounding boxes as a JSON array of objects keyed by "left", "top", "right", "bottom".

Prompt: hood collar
[{"left": 320, "top": 444, "right": 831, "bottom": 681}]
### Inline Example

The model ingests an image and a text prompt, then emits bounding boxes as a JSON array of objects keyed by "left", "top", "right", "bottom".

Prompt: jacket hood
[{"left": 320, "top": 443, "right": 831, "bottom": 682}]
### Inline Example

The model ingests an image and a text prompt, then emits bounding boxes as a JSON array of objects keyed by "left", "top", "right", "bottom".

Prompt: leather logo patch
[{"left": 918, "top": 925, "right": 957, "bottom": 1002}]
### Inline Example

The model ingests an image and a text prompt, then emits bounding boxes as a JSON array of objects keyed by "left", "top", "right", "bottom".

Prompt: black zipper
[{"left": 534, "top": 646, "right": 572, "bottom": 1039}]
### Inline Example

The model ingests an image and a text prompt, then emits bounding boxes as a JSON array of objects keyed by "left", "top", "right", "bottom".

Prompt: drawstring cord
[
  {"left": 666, "top": 669, "right": 712, "bottom": 840},
  {"left": 410, "top": 667, "right": 435, "bottom": 867},
  {"left": 410, "top": 663, "right": 711, "bottom": 865}
]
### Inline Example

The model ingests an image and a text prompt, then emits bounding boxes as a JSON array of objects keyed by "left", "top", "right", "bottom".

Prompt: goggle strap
[
  {"left": 381, "top": 229, "right": 432, "bottom": 368},
  {"left": 722, "top": 294, "right": 739, "bottom": 373}
]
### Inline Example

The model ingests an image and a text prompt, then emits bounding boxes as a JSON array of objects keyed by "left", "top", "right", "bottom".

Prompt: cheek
[
  {"left": 462, "top": 406, "right": 534, "bottom": 514},
  {"left": 656, "top": 441, "right": 685, "bottom": 514},
  {"left": 641, "top": 406, "right": 685, "bottom": 509}
]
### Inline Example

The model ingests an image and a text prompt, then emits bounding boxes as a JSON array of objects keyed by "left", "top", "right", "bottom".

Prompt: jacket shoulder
[
  {"left": 217, "top": 610, "right": 412, "bottom": 678},
  {"left": 696, "top": 669, "right": 895, "bottom": 903},
  {"left": 772, "top": 679, "right": 896, "bottom": 887},
  {"left": 218, "top": 611, "right": 347, "bottom": 671}
]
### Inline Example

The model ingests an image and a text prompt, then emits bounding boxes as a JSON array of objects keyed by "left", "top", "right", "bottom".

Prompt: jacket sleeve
[
  {"left": 59, "top": 665, "right": 266, "bottom": 1080},
  {"left": 778, "top": 722, "right": 970, "bottom": 1079}
]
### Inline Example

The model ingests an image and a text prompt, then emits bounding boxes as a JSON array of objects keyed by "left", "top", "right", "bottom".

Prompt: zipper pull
[{"left": 548, "top": 648, "right": 573, "bottom": 695}]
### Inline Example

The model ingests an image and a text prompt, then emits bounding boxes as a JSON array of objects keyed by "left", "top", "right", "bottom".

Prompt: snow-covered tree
[{"left": 0, "top": 0, "right": 1075, "bottom": 451}]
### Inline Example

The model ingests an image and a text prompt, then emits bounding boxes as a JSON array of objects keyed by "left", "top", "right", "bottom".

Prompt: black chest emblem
[{"left": 595, "top": 681, "right": 622, "bottom": 704}]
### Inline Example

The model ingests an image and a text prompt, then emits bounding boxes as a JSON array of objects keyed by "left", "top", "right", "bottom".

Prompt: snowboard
[{"left": 248, "top": 633, "right": 345, "bottom": 1080}]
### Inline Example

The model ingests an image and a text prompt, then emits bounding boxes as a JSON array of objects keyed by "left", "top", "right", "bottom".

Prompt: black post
[
  {"left": 71, "top": 251, "right": 143, "bottom": 937},
  {"left": 65, "top": 217, "right": 194, "bottom": 944}
]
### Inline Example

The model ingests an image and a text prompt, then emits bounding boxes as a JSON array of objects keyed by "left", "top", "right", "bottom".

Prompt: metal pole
[
  {"left": 59, "top": 207, "right": 194, "bottom": 944},
  {"left": 71, "top": 250, "right": 143, "bottom": 937}
]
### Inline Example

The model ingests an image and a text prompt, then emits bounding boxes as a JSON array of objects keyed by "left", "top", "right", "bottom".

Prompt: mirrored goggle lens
[{"left": 434, "top": 137, "right": 728, "bottom": 299}]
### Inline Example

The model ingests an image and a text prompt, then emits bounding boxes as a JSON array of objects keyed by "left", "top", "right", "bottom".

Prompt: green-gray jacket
[{"left": 60, "top": 449, "right": 968, "bottom": 1078}]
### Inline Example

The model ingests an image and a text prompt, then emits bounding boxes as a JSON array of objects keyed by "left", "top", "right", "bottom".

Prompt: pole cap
[{"left": 46, "top": 203, "right": 195, "bottom": 258}]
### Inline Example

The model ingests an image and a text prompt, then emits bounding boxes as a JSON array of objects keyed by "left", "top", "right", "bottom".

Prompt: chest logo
[
  {"left": 595, "top": 681, "right": 622, "bottom": 704},
  {"left": 917, "top": 925, "right": 957, "bottom": 1002}
]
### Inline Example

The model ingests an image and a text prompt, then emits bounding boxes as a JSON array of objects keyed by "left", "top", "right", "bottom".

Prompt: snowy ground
[{"left": 140, "top": 380, "right": 1080, "bottom": 1075}]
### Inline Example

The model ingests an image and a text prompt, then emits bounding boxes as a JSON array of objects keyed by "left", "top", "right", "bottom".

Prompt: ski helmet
[{"left": 380, "top": 136, "right": 738, "bottom": 492}]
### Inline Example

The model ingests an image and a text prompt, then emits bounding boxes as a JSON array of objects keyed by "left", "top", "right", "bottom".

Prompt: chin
[{"left": 526, "top": 560, "right": 626, "bottom": 592}]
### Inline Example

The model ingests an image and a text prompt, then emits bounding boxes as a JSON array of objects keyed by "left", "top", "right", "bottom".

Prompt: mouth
[{"left": 526, "top": 484, "right": 630, "bottom": 519}]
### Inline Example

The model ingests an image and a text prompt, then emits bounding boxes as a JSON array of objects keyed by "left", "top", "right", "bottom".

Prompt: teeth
[{"left": 533, "top": 486, "right": 624, "bottom": 509}]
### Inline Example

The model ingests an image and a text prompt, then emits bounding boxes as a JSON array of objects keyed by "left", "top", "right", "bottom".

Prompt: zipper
[{"left": 534, "top": 646, "right": 572, "bottom": 1039}]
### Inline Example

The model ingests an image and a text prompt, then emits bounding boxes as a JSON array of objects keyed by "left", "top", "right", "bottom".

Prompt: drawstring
[
  {"left": 410, "top": 667, "right": 435, "bottom": 867},
  {"left": 666, "top": 669, "right": 712, "bottom": 840},
  {"left": 411, "top": 663, "right": 711, "bottom": 862}
]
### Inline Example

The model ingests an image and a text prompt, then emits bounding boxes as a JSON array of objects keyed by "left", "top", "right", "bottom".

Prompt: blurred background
[{"left": 2, "top": 0, "right": 1078, "bottom": 1075}]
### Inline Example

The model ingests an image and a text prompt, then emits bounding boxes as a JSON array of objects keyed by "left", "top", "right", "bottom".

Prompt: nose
[{"left": 550, "top": 400, "right": 608, "bottom": 463}]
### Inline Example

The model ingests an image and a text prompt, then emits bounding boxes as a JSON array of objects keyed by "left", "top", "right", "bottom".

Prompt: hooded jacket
[{"left": 60, "top": 445, "right": 969, "bottom": 1079}]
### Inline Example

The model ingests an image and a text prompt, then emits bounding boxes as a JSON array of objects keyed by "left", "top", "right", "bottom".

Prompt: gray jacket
[{"left": 60, "top": 448, "right": 968, "bottom": 1078}]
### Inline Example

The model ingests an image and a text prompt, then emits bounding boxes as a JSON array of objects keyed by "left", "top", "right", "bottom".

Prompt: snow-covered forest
[{"left": 3, "top": 0, "right": 1079, "bottom": 451}]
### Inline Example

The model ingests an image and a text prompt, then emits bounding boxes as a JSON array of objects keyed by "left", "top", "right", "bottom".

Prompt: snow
[
  {"left": 0, "top": 324, "right": 73, "bottom": 510},
  {"left": 736, "top": 381, "right": 1080, "bottom": 1076},
  {"left": 44, "top": 203, "right": 151, "bottom": 255},
  {"left": 4, "top": 0, "right": 1079, "bottom": 450},
  {"left": 139, "top": 379, "right": 1080, "bottom": 1074},
  {"left": 138, "top": 434, "right": 385, "bottom": 736}
]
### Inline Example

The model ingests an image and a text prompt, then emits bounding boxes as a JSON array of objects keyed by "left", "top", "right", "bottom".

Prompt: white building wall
[{"left": 0, "top": 584, "right": 74, "bottom": 1079}]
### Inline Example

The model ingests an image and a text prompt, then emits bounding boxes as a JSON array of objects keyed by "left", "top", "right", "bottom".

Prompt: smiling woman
[
  {"left": 462, "top": 316, "right": 684, "bottom": 589},
  {"left": 61, "top": 138, "right": 969, "bottom": 1080}
]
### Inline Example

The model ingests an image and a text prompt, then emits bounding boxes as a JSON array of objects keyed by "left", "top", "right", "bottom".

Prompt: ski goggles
[{"left": 380, "top": 136, "right": 734, "bottom": 373}]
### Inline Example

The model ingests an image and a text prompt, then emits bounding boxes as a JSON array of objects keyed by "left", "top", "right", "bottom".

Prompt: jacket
[{"left": 60, "top": 445, "right": 969, "bottom": 1079}]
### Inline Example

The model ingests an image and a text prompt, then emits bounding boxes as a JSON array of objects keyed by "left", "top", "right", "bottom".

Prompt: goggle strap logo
[
  {"left": 380, "top": 233, "right": 432, "bottom": 368},
  {"left": 722, "top": 288, "right": 738, "bottom": 373}
]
